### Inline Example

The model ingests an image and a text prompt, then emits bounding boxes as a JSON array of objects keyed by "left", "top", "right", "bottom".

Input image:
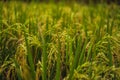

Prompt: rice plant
[{"left": 0, "top": 1, "right": 120, "bottom": 80}]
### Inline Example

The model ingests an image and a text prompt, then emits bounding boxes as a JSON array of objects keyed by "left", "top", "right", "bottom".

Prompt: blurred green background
[{"left": 1, "top": 0, "right": 120, "bottom": 4}]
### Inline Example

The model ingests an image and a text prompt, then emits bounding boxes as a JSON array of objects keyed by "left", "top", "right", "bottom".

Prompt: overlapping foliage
[{"left": 0, "top": 1, "right": 120, "bottom": 80}]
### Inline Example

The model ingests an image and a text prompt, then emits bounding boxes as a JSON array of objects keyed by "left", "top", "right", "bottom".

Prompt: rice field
[{"left": 0, "top": 1, "right": 120, "bottom": 80}]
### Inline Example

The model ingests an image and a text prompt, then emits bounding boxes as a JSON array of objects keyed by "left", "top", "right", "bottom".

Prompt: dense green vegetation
[{"left": 0, "top": 1, "right": 120, "bottom": 80}]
